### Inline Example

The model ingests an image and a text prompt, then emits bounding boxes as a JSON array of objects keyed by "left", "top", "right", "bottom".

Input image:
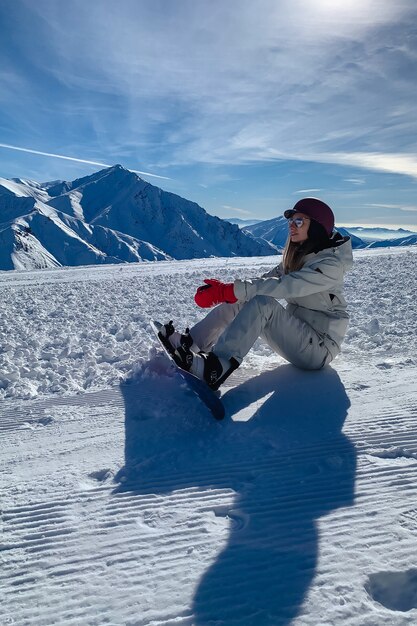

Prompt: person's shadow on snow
[{"left": 117, "top": 362, "right": 356, "bottom": 626}]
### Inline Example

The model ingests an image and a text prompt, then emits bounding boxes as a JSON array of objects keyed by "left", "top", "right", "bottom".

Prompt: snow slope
[{"left": 1, "top": 248, "right": 417, "bottom": 625}]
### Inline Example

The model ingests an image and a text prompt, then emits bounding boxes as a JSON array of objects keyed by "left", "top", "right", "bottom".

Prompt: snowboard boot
[
  {"left": 157, "top": 320, "right": 195, "bottom": 371},
  {"left": 157, "top": 320, "right": 195, "bottom": 352},
  {"left": 190, "top": 351, "right": 240, "bottom": 391},
  {"left": 156, "top": 321, "right": 239, "bottom": 389}
]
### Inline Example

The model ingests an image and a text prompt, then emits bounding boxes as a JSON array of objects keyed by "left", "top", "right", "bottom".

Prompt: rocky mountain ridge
[{"left": 0, "top": 165, "right": 275, "bottom": 271}]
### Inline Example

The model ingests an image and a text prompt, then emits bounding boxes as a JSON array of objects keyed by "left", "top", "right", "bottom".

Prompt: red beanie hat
[{"left": 284, "top": 198, "right": 335, "bottom": 236}]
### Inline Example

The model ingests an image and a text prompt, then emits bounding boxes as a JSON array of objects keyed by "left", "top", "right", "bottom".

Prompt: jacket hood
[
  {"left": 325, "top": 231, "right": 353, "bottom": 270},
  {"left": 332, "top": 230, "right": 349, "bottom": 246},
  {"left": 303, "top": 231, "right": 353, "bottom": 272}
]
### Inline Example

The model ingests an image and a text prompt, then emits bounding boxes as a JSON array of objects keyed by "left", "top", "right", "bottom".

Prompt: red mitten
[{"left": 194, "top": 279, "right": 237, "bottom": 308}]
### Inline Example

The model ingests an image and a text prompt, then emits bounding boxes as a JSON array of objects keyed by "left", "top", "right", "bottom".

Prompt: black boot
[
  {"left": 157, "top": 321, "right": 194, "bottom": 357},
  {"left": 171, "top": 331, "right": 194, "bottom": 372},
  {"left": 157, "top": 320, "right": 175, "bottom": 353},
  {"left": 191, "top": 351, "right": 240, "bottom": 391}
]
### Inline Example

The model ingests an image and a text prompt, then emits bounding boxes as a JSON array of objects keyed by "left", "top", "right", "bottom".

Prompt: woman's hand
[{"left": 194, "top": 279, "right": 237, "bottom": 308}]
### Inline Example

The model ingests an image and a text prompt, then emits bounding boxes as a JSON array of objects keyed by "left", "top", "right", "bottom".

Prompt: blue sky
[{"left": 1, "top": 0, "right": 417, "bottom": 229}]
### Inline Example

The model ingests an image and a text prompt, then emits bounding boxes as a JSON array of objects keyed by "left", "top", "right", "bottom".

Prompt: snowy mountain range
[
  {"left": 0, "top": 165, "right": 275, "bottom": 271},
  {"left": 243, "top": 216, "right": 417, "bottom": 249},
  {"left": 345, "top": 226, "right": 417, "bottom": 241},
  {"left": 1, "top": 166, "right": 415, "bottom": 272},
  {"left": 225, "top": 217, "right": 264, "bottom": 227}
]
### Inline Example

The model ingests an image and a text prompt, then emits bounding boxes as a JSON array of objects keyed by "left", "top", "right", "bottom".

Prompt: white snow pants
[{"left": 190, "top": 296, "right": 332, "bottom": 371}]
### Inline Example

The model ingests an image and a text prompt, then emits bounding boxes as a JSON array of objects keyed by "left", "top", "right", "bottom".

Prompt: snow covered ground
[{"left": 1, "top": 247, "right": 417, "bottom": 625}]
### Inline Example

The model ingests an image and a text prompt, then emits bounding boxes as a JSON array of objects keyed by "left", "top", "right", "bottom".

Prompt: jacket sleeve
[
  {"left": 234, "top": 257, "right": 343, "bottom": 301},
  {"left": 260, "top": 262, "right": 283, "bottom": 279}
]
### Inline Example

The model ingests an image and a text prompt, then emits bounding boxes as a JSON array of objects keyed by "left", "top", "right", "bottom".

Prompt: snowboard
[{"left": 150, "top": 320, "right": 225, "bottom": 420}]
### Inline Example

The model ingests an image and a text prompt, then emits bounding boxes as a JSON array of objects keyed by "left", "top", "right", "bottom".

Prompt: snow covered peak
[
  {"left": 42, "top": 164, "right": 138, "bottom": 199},
  {"left": 0, "top": 166, "right": 275, "bottom": 270},
  {"left": 1, "top": 177, "right": 39, "bottom": 199}
]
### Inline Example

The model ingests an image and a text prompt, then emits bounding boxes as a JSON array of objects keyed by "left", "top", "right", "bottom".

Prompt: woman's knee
[
  {"left": 246, "top": 295, "right": 282, "bottom": 317},
  {"left": 251, "top": 295, "right": 277, "bottom": 306},
  {"left": 217, "top": 301, "right": 243, "bottom": 319}
]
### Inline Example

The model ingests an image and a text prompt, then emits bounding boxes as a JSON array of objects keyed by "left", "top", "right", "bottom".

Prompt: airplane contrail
[{"left": 0, "top": 143, "right": 171, "bottom": 180}]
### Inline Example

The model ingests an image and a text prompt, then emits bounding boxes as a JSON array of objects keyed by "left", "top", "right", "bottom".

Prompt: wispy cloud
[
  {"left": 1, "top": 0, "right": 417, "bottom": 184},
  {"left": 294, "top": 189, "right": 321, "bottom": 195},
  {"left": 344, "top": 178, "right": 366, "bottom": 185},
  {"left": 222, "top": 205, "right": 252, "bottom": 216},
  {"left": 318, "top": 152, "right": 417, "bottom": 179},
  {"left": 0, "top": 144, "right": 170, "bottom": 180},
  {"left": 364, "top": 203, "right": 417, "bottom": 215},
  {"left": 365, "top": 203, "right": 407, "bottom": 209}
]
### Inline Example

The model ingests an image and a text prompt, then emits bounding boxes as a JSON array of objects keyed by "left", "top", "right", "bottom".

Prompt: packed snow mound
[
  {"left": 0, "top": 248, "right": 416, "bottom": 402},
  {"left": 0, "top": 166, "right": 276, "bottom": 270}
]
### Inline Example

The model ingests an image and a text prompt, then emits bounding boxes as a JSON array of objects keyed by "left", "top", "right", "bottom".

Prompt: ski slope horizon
[{"left": 1, "top": 247, "right": 417, "bottom": 625}]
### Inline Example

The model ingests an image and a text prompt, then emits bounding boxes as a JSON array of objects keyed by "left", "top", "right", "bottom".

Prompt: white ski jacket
[{"left": 233, "top": 235, "right": 353, "bottom": 359}]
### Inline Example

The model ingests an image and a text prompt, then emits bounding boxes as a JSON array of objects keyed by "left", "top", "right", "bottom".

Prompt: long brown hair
[{"left": 282, "top": 220, "right": 332, "bottom": 274}]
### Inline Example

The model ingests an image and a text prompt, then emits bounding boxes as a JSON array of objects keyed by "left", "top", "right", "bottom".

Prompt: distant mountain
[
  {"left": 225, "top": 217, "right": 264, "bottom": 227},
  {"left": 366, "top": 233, "right": 417, "bottom": 248},
  {"left": 243, "top": 217, "right": 369, "bottom": 249},
  {"left": 241, "top": 216, "right": 368, "bottom": 249},
  {"left": 343, "top": 226, "right": 417, "bottom": 241},
  {"left": 243, "top": 217, "right": 417, "bottom": 250},
  {"left": 0, "top": 165, "right": 276, "bottom": 271},
  {"left": 243, "top": 216, "right": 289, "bottom": 249}
]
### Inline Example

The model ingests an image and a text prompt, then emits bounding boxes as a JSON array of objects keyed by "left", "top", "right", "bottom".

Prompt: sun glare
[
  {"left": 313, "top": 0, "right": 364, "bottom": 9},
  {"left": 308, "top": 0, "right": 375, "bottom": 20}
]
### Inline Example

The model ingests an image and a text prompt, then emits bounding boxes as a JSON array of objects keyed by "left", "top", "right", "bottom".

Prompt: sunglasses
[{"left": 287, "top": 217, "right": 310, "bottom": 228}]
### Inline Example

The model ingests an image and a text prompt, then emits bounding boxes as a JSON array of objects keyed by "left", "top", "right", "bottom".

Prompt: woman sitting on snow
[{"left": 156, "top": 198, "right": 353, "bottom": 390}]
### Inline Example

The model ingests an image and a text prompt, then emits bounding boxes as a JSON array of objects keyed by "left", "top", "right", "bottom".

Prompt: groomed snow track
[{"left": 2, "top": 364, "right": 417, "bottom": 625}]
